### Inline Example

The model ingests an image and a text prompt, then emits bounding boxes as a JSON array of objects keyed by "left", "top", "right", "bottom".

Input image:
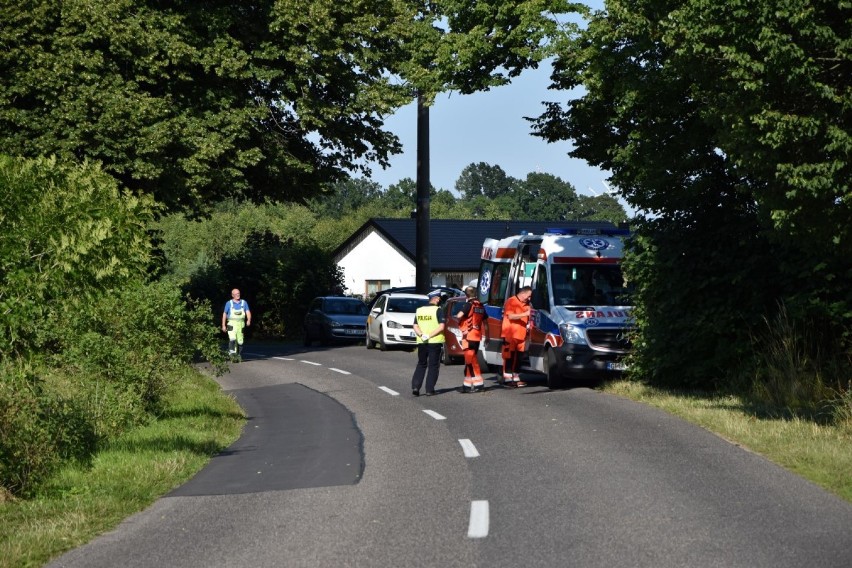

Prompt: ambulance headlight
[{"left": 560, "top": 324, "right": 588, "bottom": 345}]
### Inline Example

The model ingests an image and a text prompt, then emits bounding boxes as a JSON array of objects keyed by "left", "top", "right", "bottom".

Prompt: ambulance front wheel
[{"left": 545, "top": 348, "right": 565, "bottom": 389}]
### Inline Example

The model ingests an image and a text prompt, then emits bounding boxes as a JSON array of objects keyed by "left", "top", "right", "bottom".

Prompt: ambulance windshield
[{"left": 550, "top": 265, "right": 633, "bottom": 307}]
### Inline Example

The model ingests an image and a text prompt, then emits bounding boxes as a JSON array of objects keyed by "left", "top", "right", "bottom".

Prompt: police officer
[
  {"left": 411, "top": 290, "right": 446, "bottom": 396},
  {"left": 222, "top": 288, "right": 251, "bottom": 359},
  {"left": 456, "top": 286, "right": 486, "bottom": 393}
]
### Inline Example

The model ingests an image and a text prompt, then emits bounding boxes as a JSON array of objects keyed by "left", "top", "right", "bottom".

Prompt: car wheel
[
  {"left": 545, "top": 348, "right": 564, "bottom": 389},
  {"left": 303, "top": 328, "right": 312, "bottom": 347},
  {"left": 378, "top": 326, "right": 389, "bottom": 351},
  {"left": 365, "top": 331, "right": 375, "bottom": 349}
]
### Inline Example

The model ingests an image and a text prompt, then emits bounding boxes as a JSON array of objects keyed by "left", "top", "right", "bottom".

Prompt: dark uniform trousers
[{"left": 411, "top": 343, "right": 442, "bottom": 394}]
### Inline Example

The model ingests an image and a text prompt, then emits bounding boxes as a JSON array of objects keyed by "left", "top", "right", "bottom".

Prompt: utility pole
[{"left": 415, "top": 93, "right": 431, "bottom": 294}]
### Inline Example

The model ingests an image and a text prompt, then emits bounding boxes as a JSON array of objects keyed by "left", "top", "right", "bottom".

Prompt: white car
[{"left": 366, "top": 293, "right": 429, "bottom": 351}]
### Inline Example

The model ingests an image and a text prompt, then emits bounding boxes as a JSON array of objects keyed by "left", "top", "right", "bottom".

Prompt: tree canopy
[
  {"left": 0, "top": 0, "right": 581, "bottom": 213},
  {"left": 455, "top": 162, "right": 514, "bottom": 199},
  {"left": 533, "top": 0, "right": 851, "bottom": 387},
  {"left": 0, "top": 0, "right": 419, "bottom": 211}
]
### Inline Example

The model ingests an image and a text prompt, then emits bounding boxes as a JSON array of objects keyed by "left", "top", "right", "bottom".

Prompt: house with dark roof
[{"left": 332, "top": 218, "right": 619, "bottom": 298}]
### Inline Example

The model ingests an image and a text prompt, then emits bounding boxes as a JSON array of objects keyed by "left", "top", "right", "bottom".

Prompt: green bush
[
  {"left": 185, "top": 230, "right": 343, "bottom": 338},
  {"left": 0, "top": 362, "right": 95, "bottom": 496},
  {"left": 833, "top": 386, "right": 852, "bottom": 432},
  {"left": 750, "top": 304, "right": 851, "bottom": 420},
  {"left": 152, "top": 201, "right": 344, "bottom": 338},
  {"left": 0, "top": 281, "right": 226, "bottom": 497},
  {"left": 0, "top": 154, "right": 153, "bottom": 358},
  {"left": 151, "top": 200, "right": 319, "bottom": 287},
  {"left": 55, "top": 281, "right": 226, "bottom": 418},
  {"left": 624, "top": 207, "right": 778, "bottom": 389},
  {"left": 0, "top": 155, "right": 231, "bottom": 498}
]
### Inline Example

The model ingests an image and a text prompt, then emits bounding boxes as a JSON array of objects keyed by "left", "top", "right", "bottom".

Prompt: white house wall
[{"left": 336, "top": 229, "right": 416, "bottom": 297}]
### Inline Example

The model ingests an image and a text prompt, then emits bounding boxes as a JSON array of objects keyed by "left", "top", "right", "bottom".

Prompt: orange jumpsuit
[
  {"left": 459, "top": 299, "right": 485, "bottom": 392},
  {"left": 501, "top": 294, "right": 530, "bottom": 385}
]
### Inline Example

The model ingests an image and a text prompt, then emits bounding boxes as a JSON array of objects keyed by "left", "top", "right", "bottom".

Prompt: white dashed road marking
[
  {"left": 458, "top": 439, "right": 480, "bottom": 458},
  {"left": 271, "top": 353, "right": 489, "bottom": 541},
  {"left": 468, "top": 501, "right": 489, "bottom": 538},
  {"left": 422, "top": 410, "right": 446, "bottom": 421}
]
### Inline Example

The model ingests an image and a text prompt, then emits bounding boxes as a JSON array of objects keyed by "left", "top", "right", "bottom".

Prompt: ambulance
[{"left": 477, "top": 227, "right": 634, "bottom": 387}]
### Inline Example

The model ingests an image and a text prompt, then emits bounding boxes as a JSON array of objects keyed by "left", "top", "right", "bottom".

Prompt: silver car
[{"left": 365, "top": 293, "right": 429, "bottom": 351}]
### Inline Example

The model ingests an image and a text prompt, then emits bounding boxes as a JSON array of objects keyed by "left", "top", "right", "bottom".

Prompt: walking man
[
  {"left": 411, "top": 290, "right": 446, "bottom": 396},
  {"left": 222, "top": 288, "right": 251, "bottom": 359},
  {"left": 501, "top": 286, "right": 532, "bottom": 387}
]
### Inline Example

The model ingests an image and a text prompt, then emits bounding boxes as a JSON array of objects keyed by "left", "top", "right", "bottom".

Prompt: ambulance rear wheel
[{"left": 545, "top": 348, "right": 565, "bottom": 389}]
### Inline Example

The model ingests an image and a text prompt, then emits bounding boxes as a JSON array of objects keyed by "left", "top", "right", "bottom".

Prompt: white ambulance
[{"left": 477, "top": 227, "right": 634, "bottom": 387}]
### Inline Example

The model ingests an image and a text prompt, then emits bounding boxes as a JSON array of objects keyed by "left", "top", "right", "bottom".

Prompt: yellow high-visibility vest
[{"left": 415, "top": 305, "right": 444, "bottom": 344}]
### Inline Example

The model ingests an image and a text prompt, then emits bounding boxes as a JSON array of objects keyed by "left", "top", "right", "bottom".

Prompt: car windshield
[
  {"left": 550, "top": 265, "right": 633, "bottom": 306},
  {"left": 325, "top": 300, "right": 369, "bottom": 316},
  {"left": 386, "top": 297, "right": 428, "bottom": 313}
]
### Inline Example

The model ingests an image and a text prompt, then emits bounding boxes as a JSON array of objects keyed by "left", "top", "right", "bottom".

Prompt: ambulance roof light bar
[{"left": 544, "top": 227, "right": 631, "bottom": 236}]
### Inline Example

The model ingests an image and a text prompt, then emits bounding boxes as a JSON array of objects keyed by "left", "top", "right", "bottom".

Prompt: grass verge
[
  {"left": 0, "top": 367, "right": 244, "bottom": 568},
  {"left": 602, "top": 380, "right": 852, "bottom": 503}
]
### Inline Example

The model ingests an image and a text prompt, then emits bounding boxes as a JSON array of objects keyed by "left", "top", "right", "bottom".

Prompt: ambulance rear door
[{"left": 477, "top": 238, "right": 514, "bottom": 370}]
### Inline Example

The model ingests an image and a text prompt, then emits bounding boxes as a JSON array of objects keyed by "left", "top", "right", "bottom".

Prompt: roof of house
[{"left": 333, "top": 218, "right": 621, "bottom": 271}]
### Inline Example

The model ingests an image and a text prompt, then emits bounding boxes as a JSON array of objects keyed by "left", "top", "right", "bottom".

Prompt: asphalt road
[{"left": 49, "top": 342, "right": 852, "bottom": 568}]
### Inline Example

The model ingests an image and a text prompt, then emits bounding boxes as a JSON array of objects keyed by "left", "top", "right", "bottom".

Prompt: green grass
[
  {"left": 602, "top": 380, "right": 852, "bottom": 503},
  {"left": 0, "top": 367, "right": 244, "bottom": 568}
]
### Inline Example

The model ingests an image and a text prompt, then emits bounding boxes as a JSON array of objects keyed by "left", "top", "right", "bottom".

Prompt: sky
[{"left": 364, "top": 2, "right": 623, "bottom": 208}]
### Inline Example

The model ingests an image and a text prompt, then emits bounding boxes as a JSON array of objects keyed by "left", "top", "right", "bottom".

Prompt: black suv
[
  {"left": 303, "top": 296, "right": 369, "bottom": 346},
  {"left": 366, "top": 286, "right": 464, "bottom": 311}
]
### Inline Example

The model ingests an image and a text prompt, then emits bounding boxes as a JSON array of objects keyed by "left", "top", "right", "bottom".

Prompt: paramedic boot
[
  {"left": 473, "top": 376, "right": 485, "bottom": 392},
  {"left": 228, "top": 340, "right": 237, "bottom": 356}
]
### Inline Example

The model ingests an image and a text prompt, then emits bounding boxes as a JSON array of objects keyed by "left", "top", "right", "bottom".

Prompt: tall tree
[
  {"left": 532, "top": 0, "right": 851, "bottom": 386},
  {"left": 0, "top": 1, "right": 582, "bottom": 214},
  {"left": 307, "top": 178, "right": 384, "bottom": 218},
  {"left": 517, "top": 171, "right": 579, "bottom": 220},
  {"left": 575, "top": 194, "right": 628, "bottom": 223},
  {"left": 0, "top": 0, "right": 412, "bottom": 211},
  {"left": 455, "top": 162, "right": 516, "bottom": 199},
  {"left": 382, "top": 177, "right": 418, "bottom": 212}
]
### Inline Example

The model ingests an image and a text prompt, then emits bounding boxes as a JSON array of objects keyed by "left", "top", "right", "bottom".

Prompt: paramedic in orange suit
[
  {"left": 456, "top": 286, "right": 485, "bottom": 393},
  {"left": 501, "top": 286, "right": 532, "bottom": 387}
]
